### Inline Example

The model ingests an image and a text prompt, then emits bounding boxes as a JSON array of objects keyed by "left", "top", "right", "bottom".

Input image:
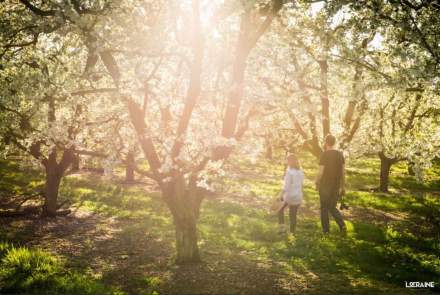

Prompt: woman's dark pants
[{"left": 278, "top": 203, "right": 300, "bottom": 233}]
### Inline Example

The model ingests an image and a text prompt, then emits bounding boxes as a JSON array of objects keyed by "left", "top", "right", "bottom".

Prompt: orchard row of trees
[
  {"left": 249, "top": 0, "right": 440, "bottom": 190},
  {"left": 1, "top": 0, "right": 439, "bottom": 263}
]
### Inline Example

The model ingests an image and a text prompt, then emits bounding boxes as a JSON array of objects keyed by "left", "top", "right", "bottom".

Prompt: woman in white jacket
[{"left": 278, "top": 154, "right": 304, "bottom": 234}]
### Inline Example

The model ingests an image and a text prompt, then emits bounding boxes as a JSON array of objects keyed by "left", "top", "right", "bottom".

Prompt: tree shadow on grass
[
  {"left": 0, "top": 209, "right": 173, "bottom": 294},
  {"left": 272, "top": 219, "right": 440, "bottom": 294},
  {"left": 233, "top": 206, "right": 432, "bottom": 293},
  {"left": 0, "top": 160, "right": 42, "bottom": 189},
  {"left": 180, "top": 194, "right": 440, "bottom": 295},
  {"left": 0, "top": 160, "right": 44, "bottom": 210}
]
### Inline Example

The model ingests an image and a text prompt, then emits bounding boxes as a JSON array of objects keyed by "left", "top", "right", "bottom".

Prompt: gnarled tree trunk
[
  {"left": 163, "top": 177, "right": 202, "bottom": 264},
  {"left": 43, "top": 169, "right": 62, "bottom": 217},
  {"left": 378, "top": 152, "right": 398, "bottom": 192},
  {"left": 41, "top": 148, "right": 74, "bottom": 217},
  {"left": 174, "top": 215, "right": 200, "bottom": 264}
]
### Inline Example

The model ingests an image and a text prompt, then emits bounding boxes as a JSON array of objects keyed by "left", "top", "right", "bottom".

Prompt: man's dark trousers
[{"left": 319, "top": 190, "right": 345, "bottom": 233}]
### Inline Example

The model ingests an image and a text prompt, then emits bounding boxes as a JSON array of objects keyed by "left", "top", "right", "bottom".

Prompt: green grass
[
  {"left": 0, "top": 242, "right": 125, "bottom": 295},
  {"left": 0, "top": 160, "right": 43, "bottom": 197},
  {"left": 196, "top": 200, "right": 439, "bottom": 294},
  {"left": 0, "top": 155, "right": 439, "bottom": 294}
]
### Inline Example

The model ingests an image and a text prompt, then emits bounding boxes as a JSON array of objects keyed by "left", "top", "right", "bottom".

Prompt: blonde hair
[{"left": 287, "top": 154, "right": 300, "bottom": 170}]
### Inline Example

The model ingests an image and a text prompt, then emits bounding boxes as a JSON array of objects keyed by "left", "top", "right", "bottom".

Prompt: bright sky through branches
[{"left": 311, "top": 1, "right": 383, "bottom": 49}]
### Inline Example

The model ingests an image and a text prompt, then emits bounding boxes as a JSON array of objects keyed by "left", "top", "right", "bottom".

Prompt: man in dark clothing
[{"left": 315, "top": 134, "right": 347, "bottom": 234}]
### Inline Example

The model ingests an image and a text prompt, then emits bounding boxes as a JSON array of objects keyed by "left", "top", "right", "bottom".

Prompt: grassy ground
[{"left": 0, "top": 154, "right": 439, "bottom": 295}]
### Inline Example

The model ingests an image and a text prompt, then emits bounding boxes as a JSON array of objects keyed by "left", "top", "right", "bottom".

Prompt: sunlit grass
[{"left": 0, "top": 242, "right": 125, "bottom": 295}]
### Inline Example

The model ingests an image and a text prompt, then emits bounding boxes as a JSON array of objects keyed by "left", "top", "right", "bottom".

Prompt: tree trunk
[
  {"left": 42, "top": 170, "right": 62, "bottom": 217},
  {"left": 72, "top": 155, "right": 80, "bottom": 171},
  {"left": 175, "top": 216, "right": 200, "bottom": 264},
  {"left": 125, "top": 152, "right": 135, "bottom": 182},
  {"left": 379, "top": 152, "right": 396, "bottom": 192},
  {"left": 163, "top": 178, "right": 203, "bottom": 264},
  {"left": 379, "top": 159, "right": 391, "bottom": 192},
  {"left": 41, "top": 148, "right": 73, "bottom": 217},
  {"left": 407, "top": 161, "right": 415, "bottom": 176},
  {"left": 221, "top": 52, "right": 247, "bottom": 138}
]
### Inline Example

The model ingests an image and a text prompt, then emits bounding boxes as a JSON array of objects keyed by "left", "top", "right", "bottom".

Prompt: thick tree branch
[
  {"left": 221, "top": 0, "right": 284, "bottom": 139},
  {"left": 70, "top": 88, "right": 119, "bottom": 96},
  {"left": 18, "top": 0, "right": 56, "bottom": 16},
  {"left": 404, "top": 93, "right": 422, "bottom": 133},
  {"left": 99, "top": 50, "right": 162, "bottom": 176},
  {"left": 171, "top": 0, "right": 204, "bottom": 160}
]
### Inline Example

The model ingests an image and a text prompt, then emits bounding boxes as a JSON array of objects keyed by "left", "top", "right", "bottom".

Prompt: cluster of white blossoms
[
  {"left": 239, "top": 139, "right": 264, "bottom": 164},
  {"left": 209, "top": 136, "right": 237, "bottom": 149},
  {"left": 196, "top": 160, "right": 225, "bottom": 191},
  {"left": 158, "top": 156, "right": 175, "bottom": 174},
  {"left": 196, "top": 177, "right": 213, "bottom": 191}
]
